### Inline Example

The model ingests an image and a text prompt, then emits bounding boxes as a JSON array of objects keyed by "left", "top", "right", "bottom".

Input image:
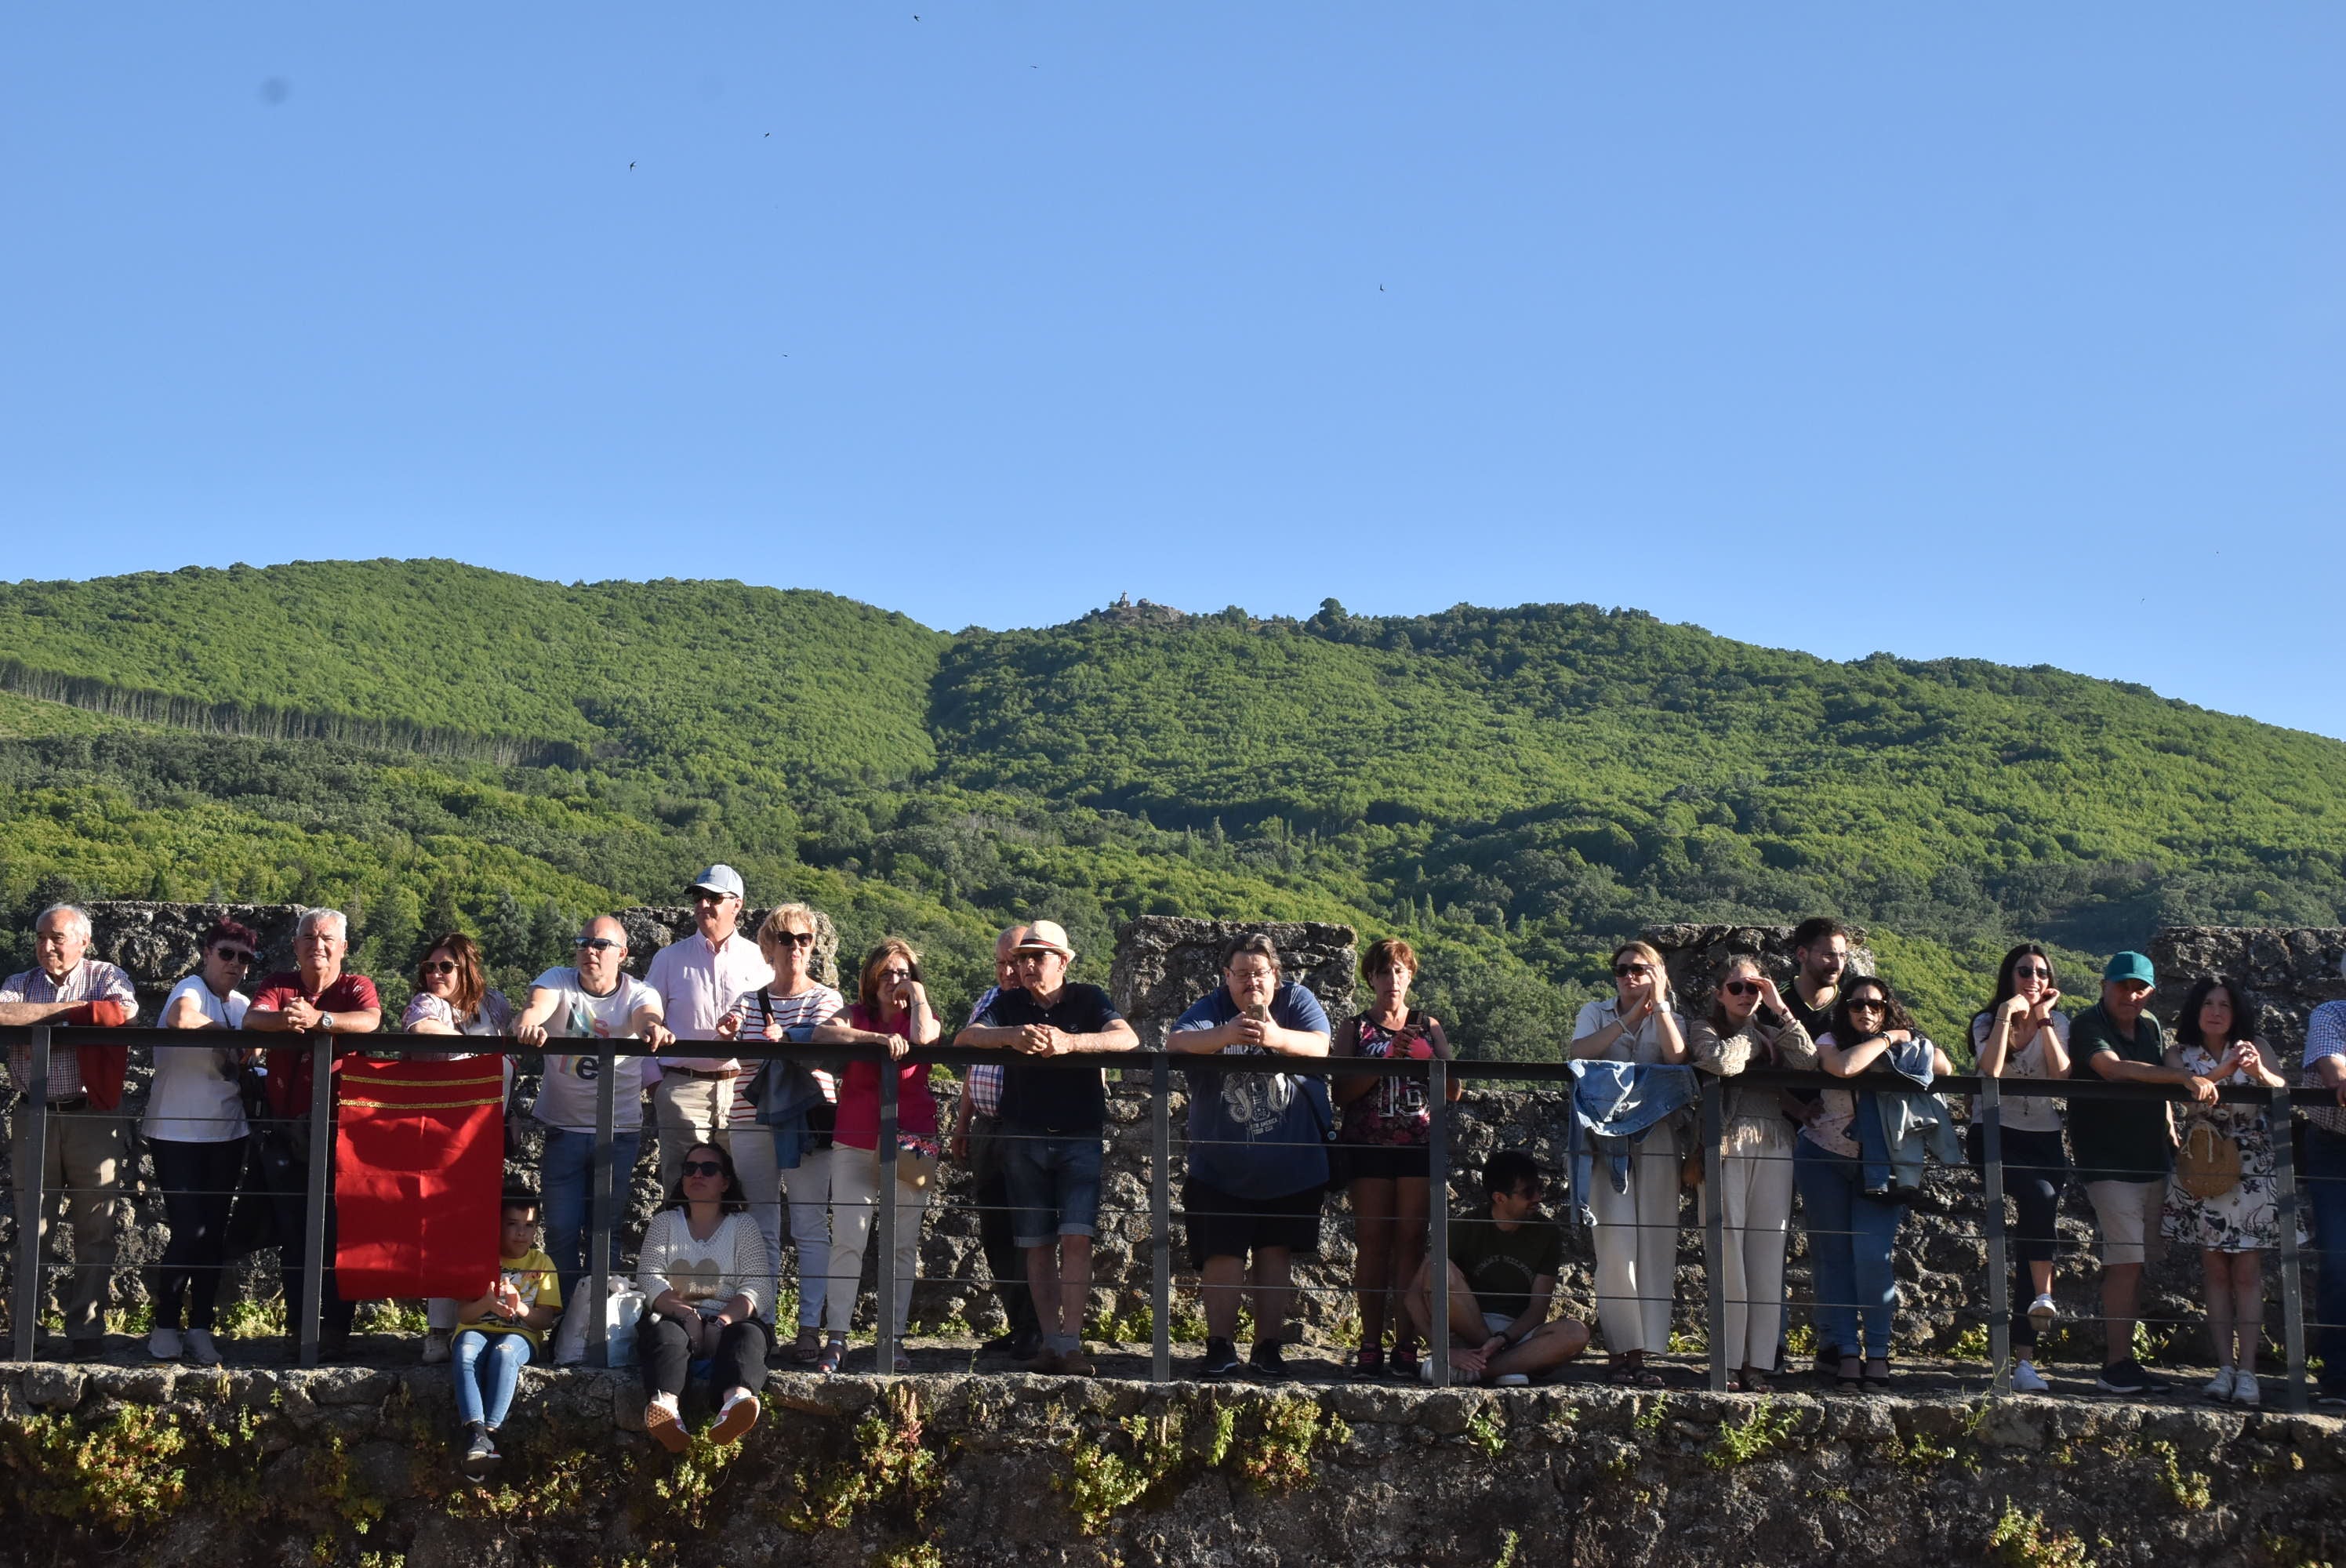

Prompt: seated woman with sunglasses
[
  {"left": 1688, "top": 953, "right": 1815, "bottom": 1393},
  {"left": 636, "top": 1141, "right": 773, "bottom": 1450},
  {"left": 147, "top": 918, "right": 263, "bottom": 1367},
  {"left": 1570, "top": 940, "right": 1689, "bottom": 1388},
  {"left": 1970, "top": 944, "right": 2071, "bottom": 1395},
  {"left": 1796, "top": 978, "right": 1952, "bottom": 1391}
]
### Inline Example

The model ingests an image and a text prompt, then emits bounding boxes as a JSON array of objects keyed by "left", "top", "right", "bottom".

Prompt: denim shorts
[{"left": 1000, "top": 1125, "right": 1104, "bottom": 1247}]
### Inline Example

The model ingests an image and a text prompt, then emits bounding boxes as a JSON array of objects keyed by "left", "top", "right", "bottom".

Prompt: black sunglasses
[
  {"left": 1721, "top": 980, "right": 1761, "bottom": 997},
  {"left": 213, "top": 947, "right": 256, "bottom": 965},
  {"left": 681, "top": 1160, "right": 725, "bottom": 1178},
  {"left": 1847, "top": 996, "right": 1888, "bottom": 1011},
  {"left": 770, "top": 931, "right": 815, "bottom": 948},
  {"left": 1613, "top": 962, "right": 1653, "bottom": 978},
  {"left": 420, "top": 960, "right": 459, "bottom": 977},
  {"left": 576, "top": 936, "right": 625, "bottom": 953},
  {"left": 2012, "top": 964, "right": 2051, "bottom": 979}
]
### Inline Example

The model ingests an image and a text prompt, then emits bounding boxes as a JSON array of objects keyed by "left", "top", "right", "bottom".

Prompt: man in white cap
[
  {"left": 643, "top": 866, "right": 772, "bottom": 1192},
  {"left": 955, "top": 919, "right": 1136, "bottom": 1376}
]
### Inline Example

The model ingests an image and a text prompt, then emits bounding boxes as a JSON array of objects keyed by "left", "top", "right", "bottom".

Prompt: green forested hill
[{"left": 4, "top": 564, "right": 2342, "bottom": 1054}]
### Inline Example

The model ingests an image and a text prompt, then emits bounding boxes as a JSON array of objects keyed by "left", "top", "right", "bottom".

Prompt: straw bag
[{"left": 2176, "top": 1123, "right": 2241, "bottom": 1202}]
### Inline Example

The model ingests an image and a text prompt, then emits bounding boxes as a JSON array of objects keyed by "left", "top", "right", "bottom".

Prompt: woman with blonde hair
[{"left": 1571, "top": 940, "right": 1688, "bottom": 1386}]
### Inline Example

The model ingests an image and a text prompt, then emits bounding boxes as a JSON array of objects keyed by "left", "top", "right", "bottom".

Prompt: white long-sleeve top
[{"left": 635, "top": 1209, "right": 771, "bottom": 1320}]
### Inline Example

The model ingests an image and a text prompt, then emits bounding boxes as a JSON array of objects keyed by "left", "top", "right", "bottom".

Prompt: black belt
[
  {"left": 664, "top": 1067, "right": 735, "bottom": 1080},
  {"left": 46, "top": 1096, "right": 91, "bottom": 1113}
]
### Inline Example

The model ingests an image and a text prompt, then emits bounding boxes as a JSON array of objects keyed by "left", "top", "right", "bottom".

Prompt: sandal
[
  {"left": 1736, "top": 1368, "right": 1774, "bottom": 1396},
  {"left": 815, "top": 1337, "right": 845, "bottom": 1376},
  {"left": 1609, "top": 1354, "right": 1664, "bottom": 1390}
]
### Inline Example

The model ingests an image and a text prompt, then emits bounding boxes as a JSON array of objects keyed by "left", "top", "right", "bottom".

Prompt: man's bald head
[{"left": 993, "top": 924, "right": 1031, "bottom": 989}]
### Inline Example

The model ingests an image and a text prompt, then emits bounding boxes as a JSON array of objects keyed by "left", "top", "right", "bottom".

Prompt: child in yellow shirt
[{"left": 452, "top": 1195, "right": 563, "bottom": 1478}]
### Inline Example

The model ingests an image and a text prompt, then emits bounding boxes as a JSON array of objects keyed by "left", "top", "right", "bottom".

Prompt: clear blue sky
[{"left": 7, "top": 5, "right": 2342, "bottom": 734}]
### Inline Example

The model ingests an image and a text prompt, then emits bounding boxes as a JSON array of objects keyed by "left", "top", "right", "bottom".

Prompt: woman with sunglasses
[
  {"left": 1571, "top": 940, "right": 1689, "bottom": 1387},
  {"left": 1689, "top": 953, "right": 1815, "bottom": 1392},
  {"left": 807, "top": 939, "right": 940, "bottom": 1374},
  {"left": 1796, "top": 977, "right": 1952, "bottom": 1390},
  {"left": 146, "top": 918, "right": 263, "bottom": 1366},
  {"left": 636, "top": 1141, "right": 772, "bottom": 1450},
  {"left": 403, "top": 931, "right": 515, "bottom": 1047},
  {"left": 1971, "top": 943, "right": 2071, "bottom": 1394}
]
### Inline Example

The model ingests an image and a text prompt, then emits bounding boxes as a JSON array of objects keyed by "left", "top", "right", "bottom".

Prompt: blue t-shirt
[{"left": 1174, "top": 981, "right": 1335, "bottom": 1199}]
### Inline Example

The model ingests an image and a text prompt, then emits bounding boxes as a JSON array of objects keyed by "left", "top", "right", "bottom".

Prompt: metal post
[
  {"left": 1151, "top": 1054, "right": 1172, "bottom": 1383},
  {"left": 876, "top": 1051, "right": 899, "bottom": 1375},
  {"left": 1981, "top": 1076, "right": 2011, "bottom": 1396},
  {"left": 13, "top": 1026, "right": 51, "bottom": 1360},
  {"left": 2272, "top": 1084, "right": 2308, "bottom": 1414},
  {"left": 588, "top": 1042, "right": 616, "bottom": 1369},
  {"left": 1701, "top": 1074, "right": 1727, "bottom": 1393},
  {"left": 299, "top": 1031, "right": 332, "bottom": 1367},
  {"left": 1428, "top": 1056, "right": 1451, "bottom": 1388}
]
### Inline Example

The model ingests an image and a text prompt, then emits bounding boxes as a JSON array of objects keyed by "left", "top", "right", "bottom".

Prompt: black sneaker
[
  {"left": 1247, "top": 1340, "right": 1293, "bottom": 1382},
  {"left": 2095, "top": 1359, "right": 2170, "bottom": 1396},
  {"left": 1194, "top": 1336, "right": 1243, "bottom": 1381}
]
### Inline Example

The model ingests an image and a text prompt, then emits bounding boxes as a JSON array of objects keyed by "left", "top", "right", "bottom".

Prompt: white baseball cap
[{"left": 688, "top": 864, "right": 746, "bottom": 901}]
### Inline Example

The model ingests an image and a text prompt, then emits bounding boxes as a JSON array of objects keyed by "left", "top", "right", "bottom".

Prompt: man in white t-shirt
[
  {"left": 513, "top": 915, "right": 673, "bottom": 1301},
  {"left": 642, "top": 865, "right": 772, "bottom": 1192}
]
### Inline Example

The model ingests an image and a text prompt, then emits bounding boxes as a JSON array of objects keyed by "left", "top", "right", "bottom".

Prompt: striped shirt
[
  {"left": 2, "top": 960, "right": 140, "bottom": 1099},
  {"left": 964, "top": 985, "right": 1004, "bottom": 1117},
  {"left": 721, "top": 984, "right": 844, "bottom": 1125},
  {"left": 2305, "top": 1000, "right": 2346, "bottom": 1135}
]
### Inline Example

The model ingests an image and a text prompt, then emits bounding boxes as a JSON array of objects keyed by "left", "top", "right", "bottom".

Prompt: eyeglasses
[
  {"left": 878, "top": 967, "right": 914, "bottom": 982},
  {"left": 2013, "top": 964, "right": 2051, "bottom": 979},
  {"left": 681, "top": 1160, "right": 725, "bottom": 1178},
  {"left": 1721, "top": 980, "right": 1760, "bottom": 997},
  {"left": 691, "top": 891, "right": 735, "bottom": 906},
  {"left": 1847, "top": 997, "right": 1887, "bottom": 1013},
  {"left": 576, "top": 936, "right": 625, "bottom": 953},
  {"left": 420, "top": 960, "right": 459, "bottom": 978},
  {"left": 213, "top": 948, "right": 256, "bottom": 966},
  {"left": 1613, "top": 963, "right": 1653, "bottom": 978},
  {"left": 771, "top": 931, "right": 815, "bottom": 948}
]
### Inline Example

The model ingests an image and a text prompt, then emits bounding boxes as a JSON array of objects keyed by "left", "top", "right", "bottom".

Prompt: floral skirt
[{"left": 2159, "top": 1123, "right": 2308, "bottom": 1253}]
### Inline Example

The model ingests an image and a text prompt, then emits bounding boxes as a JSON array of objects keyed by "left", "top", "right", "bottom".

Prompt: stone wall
[{"left": 0, "top": 1360, "right": 2337, "bottom": 1566}]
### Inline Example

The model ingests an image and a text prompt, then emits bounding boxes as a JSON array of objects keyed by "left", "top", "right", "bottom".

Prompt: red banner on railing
[{"left": 332, "top": 1056, "right": 503, "bottom": 1301}]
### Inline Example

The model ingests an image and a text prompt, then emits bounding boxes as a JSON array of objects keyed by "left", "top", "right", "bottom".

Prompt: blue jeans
[
  {"left": 1000, "top": 1126, "right": 1104, "bottom": 1248},
  {"left": 453, "top": 1330, "right": 532, "bottom": 1428},
  {"left": 1795, "top": 1138, "right": 1905, "bottom": 1361},
  {"left": 2305, "top": 1125, "right": 2346, "bottom": 1397},
  {"left": 539, "top": 1123, "right": 642, "bottom": 1302}
]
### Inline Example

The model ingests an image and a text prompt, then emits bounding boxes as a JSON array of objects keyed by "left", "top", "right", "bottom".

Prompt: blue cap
[
  {"left": 2102, "top": 951, "right": 2155, "bottom": 986},
  {"left": 688, "top": 864, "right": 745, "bottom": 901}
]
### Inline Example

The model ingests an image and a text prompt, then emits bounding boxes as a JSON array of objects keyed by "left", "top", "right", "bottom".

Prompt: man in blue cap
[{"left": 2068, "top": 950, "right": 2218, "bottom": 1396}]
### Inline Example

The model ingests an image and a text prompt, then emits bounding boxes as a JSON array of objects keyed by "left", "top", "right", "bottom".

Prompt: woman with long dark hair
[
  {"left": 2159, "top": 976, "right": 2292, "bottom": 1405},
  {"left": 1795, "top": 976, "right": 1951, "bottom": 1390},
  {"left": 634, "top": 1140, "right": 772, "bottom": 1450},
  {"left": 1971, "top": 943, "right": 2072, "bottom": 1394}
]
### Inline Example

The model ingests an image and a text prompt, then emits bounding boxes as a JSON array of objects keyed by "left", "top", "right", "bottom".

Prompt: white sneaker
[
  {"left": 2010, "top": 1359, "right": 2049, "bottom": 1394},
  {"left": 2202, "top": 1369, "right": 2235, "bottom": 1403},
  {"left": 183, "top": 1328, "right": 223, "bottom": 1367},
  {"left": 2026, "top": 1294, "right": 2056, "bottom": 1332},
  {"left": 1493, "top": 1372, "right": 1531, "bottom": 1387},
  {"left": 146, "top": 1327, "right": 184, "bottom": 1361},
  {"left": 420, "top": 1330, "right": 452, "bottom": 1366},
  {"left": 2232, "top": 1369, "right": 2261, "bottom": 1406}
]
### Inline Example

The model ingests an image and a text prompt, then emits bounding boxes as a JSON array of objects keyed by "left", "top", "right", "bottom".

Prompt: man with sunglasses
[
  {"left": 642, "top": 865, "right": 772, "bottom": 1194},
  {"left": 514, "top": 915, "right": 673, "bottom": 1308},
  {"left": 1, "top": 903, "right": 140, "bottom": 1356},
  {"left": 1407, "top": 1150, "right": 1589, "bottom": 1386},
  {"left": 2070, "top": 950, "right": 2218, "bottom": 1396}
]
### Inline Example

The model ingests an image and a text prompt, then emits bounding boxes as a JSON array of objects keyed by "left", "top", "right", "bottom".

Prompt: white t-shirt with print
[
  {"left": 526, "top": 967, "right": 661, "bottom": 1133},
  {"left": 144, "top": 975, "right": 250, "bottom": 1143}
]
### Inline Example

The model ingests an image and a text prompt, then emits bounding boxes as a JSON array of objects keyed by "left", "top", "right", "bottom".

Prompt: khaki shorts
[{"left": 2086, "top": 1178, "right": 2170, "bottom": 1268}]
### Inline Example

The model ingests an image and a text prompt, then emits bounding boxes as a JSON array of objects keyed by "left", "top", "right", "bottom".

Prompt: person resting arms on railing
[
  {"left": 451, "top": 1194, "right": 562, "bottom": 1479},
  {"left": 405, "top": 931, "right": 517, "bottom": 1359},
  {"left": 146, "top": 917, "right": 262, "bottom": 1368},
  {"left": 635, "top": 1141, "right": 772, "bottom": 1451},
  {"left": 1970, "top": 942, "right": 2071, "bottom": 1395},
  {"left": 1406, "top": 1149, "right": 1590, "bottom": 1386}
]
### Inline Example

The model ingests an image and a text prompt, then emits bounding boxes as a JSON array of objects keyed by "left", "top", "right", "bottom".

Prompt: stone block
[{"left": 24, "top": 1363, "right": 84, "bottom": 1410}]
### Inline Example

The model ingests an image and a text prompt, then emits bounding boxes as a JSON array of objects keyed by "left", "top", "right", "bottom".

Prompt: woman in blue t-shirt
[{"left": 1169, "top": 932, "right": 1334, "bottom": 1381}]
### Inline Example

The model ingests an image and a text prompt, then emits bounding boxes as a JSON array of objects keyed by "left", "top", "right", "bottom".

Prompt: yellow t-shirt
[{"left": 456, "top": 1249, "right": 564, "bottom": 1348}]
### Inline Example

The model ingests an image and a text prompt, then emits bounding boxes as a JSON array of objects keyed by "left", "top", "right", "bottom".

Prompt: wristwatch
[{"left": 319, "top": 1011, "right": 335, "bottom": 1033}]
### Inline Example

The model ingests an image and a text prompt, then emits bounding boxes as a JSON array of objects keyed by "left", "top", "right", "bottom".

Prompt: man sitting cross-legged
[{"left": 1406, "top": 1150, "right": 1592, "bottom": 1385}]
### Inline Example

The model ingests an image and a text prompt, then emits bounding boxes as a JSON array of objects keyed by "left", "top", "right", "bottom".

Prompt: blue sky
[{"left": 7, "top": 5, "right": 2342, "bottom": 734}]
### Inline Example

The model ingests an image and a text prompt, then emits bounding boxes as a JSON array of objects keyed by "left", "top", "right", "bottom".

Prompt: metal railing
[{"left": 3, "top": 1024, "right": 2337, "bottom": 1413}]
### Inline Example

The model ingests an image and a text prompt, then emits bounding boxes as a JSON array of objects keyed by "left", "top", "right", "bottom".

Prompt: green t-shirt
[
  {"left": 1447, "top": 1212, "right": 1565, "bottom": 1322},
  {"left": 2067, "top": 1002, "right": 2170, "bottom": 1181}
]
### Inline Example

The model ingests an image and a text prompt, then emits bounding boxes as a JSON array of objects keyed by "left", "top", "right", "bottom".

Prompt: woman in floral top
[
  {"left": 1331, "top": 938, "right": 1460, "bottom": 1380},
  {"left": 2159, "top": 975, "right": 2294, "bottom": 1406}
]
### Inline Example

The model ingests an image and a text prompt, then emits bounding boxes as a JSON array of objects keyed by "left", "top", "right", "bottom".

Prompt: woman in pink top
[{"left": 813, "top": 938, "right": 941, "bottom": 1373}]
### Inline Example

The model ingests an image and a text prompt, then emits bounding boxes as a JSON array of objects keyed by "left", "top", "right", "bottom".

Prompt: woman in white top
[
  {"left": 636, "top": 1141, "right": 772, "bottom": 1451},
  {"left": 1570, "top": 939, "right": 1688, "bottom": 1387},
  {"left": 1971, "top": 943, "right": 2072, "bottom": 1394},
  {"left": 1689, "top": 953, "right": 1816, "bottom": 1392},
  {"left": 146, "top": 918, "right": 260, "bottom": 1367},
  {"left": 2159, "top": 976, "right": 2294, "bottom": 1406}
]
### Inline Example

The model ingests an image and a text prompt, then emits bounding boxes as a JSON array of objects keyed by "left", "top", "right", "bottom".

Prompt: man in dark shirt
[
  {"left": 955, "top": 920, "right": 1136, "bottom": 1376},
  {"left": 1406, "top": 1150, "right": 1589, "bottom": 1385},
  {"left": 246, "top": 906, "right": 383, "bottom": 1356},
  {"left": 1783, "top": 917, "right": 1850, "bottom": 1038},
  {"left": 2069, "top": 950, "right": 2217, "bottom": 1396}
]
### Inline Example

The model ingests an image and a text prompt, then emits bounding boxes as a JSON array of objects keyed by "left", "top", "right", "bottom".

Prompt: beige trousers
[{"left": 1589, "top": 1121, "right": 1681, "bottom": 1356}]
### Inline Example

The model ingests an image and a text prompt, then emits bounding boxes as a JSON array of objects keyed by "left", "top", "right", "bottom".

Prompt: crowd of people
[{"left": 6, "top": 883, "right": 2346, "bottom": 1476}]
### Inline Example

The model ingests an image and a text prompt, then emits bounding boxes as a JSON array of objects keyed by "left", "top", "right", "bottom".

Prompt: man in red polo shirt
[{"left": 245, "top": 906, "right": 382, "bottom": 1356}]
